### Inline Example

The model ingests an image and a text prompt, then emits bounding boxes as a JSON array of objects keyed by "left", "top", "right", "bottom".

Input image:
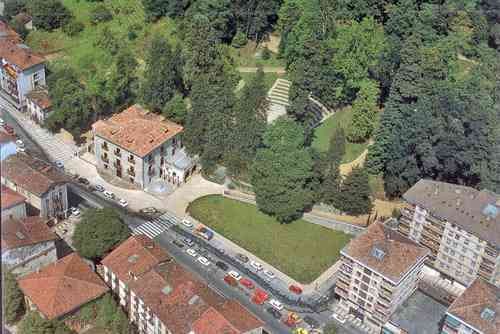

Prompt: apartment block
[
  {"left": 0, "top": 21, "right": 46, "bottom": 109},
  {"left": 92, "top": 104, "right": 197, "bottom": 189},
  {"left": 441, "top": 279, "right": 498, "bottom": 334},
  {"left": 400, "top": 180, "right": 500, "bottom": 287},
  {"left": 100, "top": 235, "right": 265, "bottom": 334},
  {"left": 335, "top": 222, "right": 429, "bottom": 332}
]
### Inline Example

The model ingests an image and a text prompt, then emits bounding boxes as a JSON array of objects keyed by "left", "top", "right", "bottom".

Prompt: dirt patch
[{"left": 261, "top": 33, "right": 281, "bottom": 53}]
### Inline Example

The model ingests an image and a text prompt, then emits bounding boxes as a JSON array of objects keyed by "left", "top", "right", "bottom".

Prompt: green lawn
[
  {"left": 188, "top": 195, "right": 353, "bottom": 283},
  {"left": 311, "top": 107, "right": 369, "bottom": 163},
  {"left": 238, "top": 72, "right": 280, "bottom": 92}
]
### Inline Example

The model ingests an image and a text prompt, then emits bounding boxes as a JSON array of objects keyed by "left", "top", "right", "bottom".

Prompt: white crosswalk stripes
[{"left": 131, "top": 213, "right": 176, "bottom": 239}]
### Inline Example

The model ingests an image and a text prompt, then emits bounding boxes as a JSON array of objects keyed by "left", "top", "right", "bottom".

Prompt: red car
[
  {"left": 239, "top": 278, "right": 255, "bottom": 290},
  {"left": 251, "top": 289, "right": 268, "bottom": 305},
  {"left": 3, "top": 125, "right": 15, "bottom": 136},
  {"left": 289, "top": 284, "right": 303, "bottom": 295},
  {"left": 224, "top": 275, "right": 238, "bottom": 287}
]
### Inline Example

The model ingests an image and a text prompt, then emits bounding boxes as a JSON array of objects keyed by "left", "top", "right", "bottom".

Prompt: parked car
[
  {"left": 239, "top": 278, "right": 255, "bottom": 290},
  {"left": 4, "top": 125, "right": 15, "bottom": 135},
  {"left": 139, "top": 206, "right": 157, "bottom": 214},
  {"left": 332, "top": 312, "right": 346, "bottom": 324},
  {"left": 172, "top": 240, "right": 184, "bottom": 248},
  {"left": 224, "top": 275, "right": 238, "bottom": 287},
  {"left": 215, "top": 261, "right": 229, "bottom": 271},
  {"left": 250, "top": 260, "right": 263, "bottom": 271},
  {"left": 103, "top": 190, "right": 115, "bottom": 199},
  {"left": 118, "top": 199, "right": 128, "bottom": 207},
  {"left": 78, "top": 177, "right": 90, "bottom": 185},
  {"left": 181, "top": 218, "right": 194, "bottom": 228},
  {"left": 263, "top": 270, "right": 275, "bottom": 280},
  {"left": 235, "top": 253, "right": 249, "bottom": 263},
  {"left": 69, "top": 207, "right": 80, "bottom": 217},
  {"left": 289, "top": 284, "right": 303, "bottom": 295},
  {"left": 55, "top": 160, "right": 64, "bottom": 169},
  {"left": 15, "top": 139, "right": 24, "bottom": 148},
  {"left": 269, "top": 299, "right": 284, "bottom": 311},
  {"left": 303, "top": 316, "right": 320, "bottom": 329},
  {"left": 186, "top": 248, "right": 197, "bottom": 257},
  {"left": 197, "top": 256, "right": 210, "bottom": 266},
  {"left": 228, "top": 270, "right": 241, "bottom": 281},
  {"left": 182, "top": 238, "right": 194, "bottom": 247},
  {"left": 16, "top": 146, "right": 25, "bottom": 153},
  {"left": 0, "top": 118, "right": 4, "bottom": 126},
  {"left": 94, "top": 184, "right": 105, "bottom": 192},
  {"left": 266, "top": 307, "right": 282, "bottom": 320},
  {"left": 195, "top": 226, "right": 214, "bottom": 240}
]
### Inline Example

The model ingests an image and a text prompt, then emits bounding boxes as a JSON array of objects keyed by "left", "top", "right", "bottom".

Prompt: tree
[
  {"left": 162, "top": 93, "right": 187, "bottom": 125},
  {"left": 231, "top": 30, "right": 247, "bottom": 48},
  {"left": 18, "top": 312, "right": 75, "bottom": 334},
  {"left": 89, "top": 4, "right": 113, "bottom": 24},
  {"left": 46, "top": 67, "right": 93, "bottom": 138},
  {"left": 62, "top": 20, "right": 85, "bottom": 36},
  {"left": 29, "top": 0, "right": 72, "bottom": 31},
  {"left": 141, "top": 0, "right": 191, "bottom": 21},
  {"left": 226, "top": 68, "right": 268, "bottom": 176},
  {"left": 73, "top": 208, "right": 130, "bottom": 260},
  {"left": 338, "top": 166, "right": 372, "bottom": 215},
  {"left": 3, "top": 269, "right": 25, "bottom": 324},
  {"left": 4, "top": 0, "right": 27, "bottom": 21},
  {"left": 323, "top": 322, "right": 338, "bottom": 334},
  {"left": 250, "top": 117, "right": 314, "bottom": 223},
  {"left": 187, "top": 0, "right": 235, "bottom": 43},
  {"left": 140, "top": 33, "right": 180, "bottom": 112},
  {"left": 95, "top": 26, "right": 121, "bottom": 55},
  {"left": 96, "top": 294, "right": 132, "bottom": 334},
  {"left": 321, "top": 127, "right": 346, "bottom": 206},
  {"left": 347, "top": 79, "right": 380, "bottom": 142},
  {"left": 231, "top": 0, "right": 281, "bottom": 41},
  {"left": 9, "top": 17, "right": 29, "bottom": 39},
  {"left": 107, "top": 48, "right": 138, "bottom": 110}
]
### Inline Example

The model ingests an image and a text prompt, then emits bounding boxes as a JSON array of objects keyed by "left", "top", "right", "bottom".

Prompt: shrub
[
  {"left": 232, "top": 30, "right": 247, "bottom": 48},
  {"left": 261, "top": 46, "right": 271, "bottom": 60},
  {"left": 62, "top": 20, "right": 84, "bottom": 36},
  {"left": 90, "top": 4, "right": 113, "bottom": 24}
]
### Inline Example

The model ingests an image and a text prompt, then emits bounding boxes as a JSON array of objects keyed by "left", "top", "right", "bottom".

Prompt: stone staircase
[{"left": 266, "top": 78, "right": 334, "bottom": 126}]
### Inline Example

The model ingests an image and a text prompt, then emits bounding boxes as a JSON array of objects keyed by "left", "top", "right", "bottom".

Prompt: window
[
  {"left": 446, "top": 238, "right": 451, "bottom": 245},
  {"left": 104, "top": 164, "right": 108, "bottom": 169},
  {"left": 468, "top": 269, "right": 474, "bottom": 275},
  {"left": 451, "top": 250, "right": 456, "bottom": 256},
  {"left": 455, "top": 234, "right": 460, "bottom": 240},
  {"left": 464, "top": 239, "right": 469, "bottom": 246}
]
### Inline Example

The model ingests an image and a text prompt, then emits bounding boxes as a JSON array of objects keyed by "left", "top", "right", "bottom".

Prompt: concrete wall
[
  {"left": 1, "top": 201, "right": 27, "bottom": 221},
  {"left": 2, "top": 241, "right": 57, "bottom": 276},
  {"left": 17, "top": 64, "right": 46, "bottom": 108}
]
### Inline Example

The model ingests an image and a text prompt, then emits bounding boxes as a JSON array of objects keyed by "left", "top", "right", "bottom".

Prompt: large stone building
[
  {"left": 1, "top": 154, "right": 69, "bottom": 220},
  {"left": 1, "top": 185, "right": 27, "bottom": 220},
  {"left": 335, "top": 222, "right": 429, "bottom": 332},
  {"left": 1, "top": 216, "right": 58, "bottom": 275},
  {"left": 92, "top": 104, "right": 196, "bottom": 189},
  {"left": 400, "top": 180, "right": 500, "bottom": 287},
  {"left": 100, "top": 235, "right": 265, "bottom": 334},
  {"left": 0, "top": 21, "right": 46, "bottom": 109},
  {"left": 441, "top": 279, "right": 499, "bottom": 334}
]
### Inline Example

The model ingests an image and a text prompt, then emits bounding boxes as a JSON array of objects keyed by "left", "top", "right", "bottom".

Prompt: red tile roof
[
  {"left": 0, "top": 131, "right": 16, "bottom": 143},
  {"left": 101, "top": 235, "right": 170, "bottom": 285},
  {"left": 26, "top": 88, "right": 51, "bottom": 110},
  {"left": 0, "top": 33, "right": 45, "bottom": 70},
  {"left": 1, "top": 154, "right": 68, "bottom": 196},
  {"left": 0, "top": 20, "right": 21, "bottom": 43},
  {"left": 18, "top": 253, "right": 109, "bottom": 320},
  {"left": 192, "top": 307, "right": 239, "bottom": 334},
  {"left": 447, "top": 279, "right": 499, "bottom": 334},
  {"left": 128, "top": 258, "right": 263, "bottom": 334},
  {"left": 342, "top": 222, "right": 429, "bottom": 283},
  {"left": 92, "top": 104, "right": 183, "bottom": 157},
  {"left": 1, "top": 216, "right": 57, "bottom": 250},
  {"left": 1, "top": 185, "right": 25, "bottom": 210}
]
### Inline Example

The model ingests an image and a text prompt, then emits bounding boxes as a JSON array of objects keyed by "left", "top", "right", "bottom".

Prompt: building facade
[
  {"left": 100, "top": 235, "right": 265, "bottom": 334},
  {"left": 1, "top": 154, "right": 69, "bottom": 219},
  {"left": 1, "top": 185, "right": 27, "bottom": 220},
  {"left": 25, "top": 87, "right": 52, "bottom": 124},
  {"left": 92, "top": 104, "right": 197, "bottom": 189},
  {"left": 335, "top": 222, "right": 429, "bottom": 332},
  {"left": 1, "top": 216, "right": 58, "bottom": 276},
  {"left": 0, "top": 22, "right": 46, "bottom": 109},
  {"left": 400, "top": 180, "right": 500, "bottom": 287},
  {"left": 441, "top": 279, "right": 498, "bottom": 334}
]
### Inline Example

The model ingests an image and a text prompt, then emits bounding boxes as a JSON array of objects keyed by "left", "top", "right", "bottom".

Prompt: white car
[
  {"left": 250, "top": 260, "right": 263, "bottom": 271},
  {"left": 269, "top": 299, "right": 284, "bottom": 311},
  {"left": 55, "top": 160, "right": 64, "bottom": 169},
  {"left": 103, "top": 191, "right": 115, "bottom": 199},
  {"left": 186, "top": 248, "right": 197, "bottom": 257},
  {"left": 197, "top": 256, "right": 210, "bottom": 266},
  {"left": 182, "top": 218, "right": 194, "bottom": 228},
  {"left": 332, "top": 313, "right": 346, "bottom": 324},
  {"left": 70, "top": 207, "right": 80, "bottom": 217},
  {"left": 118, "top": 199, "right": 128, "bottom": 207},
  {"left": 16, "top": 146, "right": 25, "bottom": 153},
  {"left": 263, "top": 270, "right": 275, "bottom": 280},
  {"left": 0, "top": 118, "right": 4, "bottom": 126},
  {"left": 15, "top": 139, "right": 25, "bottom": 148},
  {"left": 228, "top": 270, "right": 241, "bottom": 281}
]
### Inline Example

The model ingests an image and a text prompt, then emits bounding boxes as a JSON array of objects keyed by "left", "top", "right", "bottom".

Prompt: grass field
[
  {"left": 311, "top": 107, "right": 369, "bottom": 163},
  {"left": 187, "top": 195, "right": 353, "bottom": 283},
  {"left": 238, "top": 72, "right": 280, "bottom": 93}
]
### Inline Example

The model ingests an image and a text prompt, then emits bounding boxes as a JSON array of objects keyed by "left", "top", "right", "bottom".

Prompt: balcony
[
  {"left": 378, "top": 293, "right": 391, "bottom": 306},
  {"left": 114, "top": 149, "right": 121, "bottom": 157},
  {"left": 334, "top": 286, "right": 348, "bottom": 298},
  {"left": 148, "top": 168, "right": 155, "bottom": 176},
  {"left": 128, "top": 156, "right": 135, "bottom": 164},
  {"left": 339, "top": 270, "right": 351, "bottom": 281},
  {"left": 113, "top": 161, "right": 122, "bottom": 169},
  {"left": 128, "top": 168, "right": 135, "bottom": 177},
  {"left": 336, "top": 279, "right": 350, "bottom": 291},
  {"left": 101, "top": 144, "right": 109, "bottom": 151},
  {"left": 101, "top": 155, "right": 109, "bottom": 163}
]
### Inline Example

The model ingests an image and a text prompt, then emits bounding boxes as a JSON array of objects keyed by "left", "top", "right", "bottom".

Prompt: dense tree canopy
[
  {"left": 18, "top": 312, "right": 75, "bottom": 334},
  {"left": 73, "top": 208, "right": 130, "bottom": 260},
  {"left": 29, "top": 0, "right": 72, "bottom": 31},
  {"left": 251, "top": 117, "right": 314, "bottom": 223},
  {"left": 3, "top": 269, "right": 25, "bottom": 325}
]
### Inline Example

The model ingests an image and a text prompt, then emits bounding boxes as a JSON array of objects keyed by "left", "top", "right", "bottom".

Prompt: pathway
[
  {"left": 338, "top": 140, "right": 374, "bottom": 176},
  {"left": 237, "top": 66, "right": 286, "bottom": 74}
]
